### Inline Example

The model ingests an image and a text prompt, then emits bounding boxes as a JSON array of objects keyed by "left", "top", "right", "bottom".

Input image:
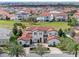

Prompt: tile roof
[
  {"left": 18, "top": 31, "right": 32, "bottom": 41},
  {"left": 47, "top": 35, "right": 58, "bottom": 40},
  {"left": 18, "top": 27, "right": 56, "bottom": 41},
  {"left": 0, "top": 9, "right": 13, "bottom": 18},
  {"left": 75, "top": 12, "right": 79, "bottom": 16},
  {"left": 40, "top": 12, "right": 51, "bottom": 16},
  {"left": 26, "top": 26, "right": 56, "bottom": 31}
]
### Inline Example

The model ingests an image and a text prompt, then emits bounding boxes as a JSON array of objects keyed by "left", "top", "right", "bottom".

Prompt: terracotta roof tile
[
  {"left": 26, "top": 26, "right": 56, "bottom": 31},
  {"left": 18, "top": 31, "right": 32, "bottom": 41},
  {"left": 48, "top": 35, "right": 58, "bottom": 40},
  {"left": 40, "top": 12, "right": 51, "bottom": 16}
]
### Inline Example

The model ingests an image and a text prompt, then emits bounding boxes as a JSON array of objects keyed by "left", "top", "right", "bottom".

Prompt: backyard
[{"left": 0, "top": 20, "right": 70, "bottom": 30}]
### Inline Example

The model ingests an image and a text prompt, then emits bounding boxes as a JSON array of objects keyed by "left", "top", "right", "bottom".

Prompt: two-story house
[
  {"left": 36, "top": 12, "right": 53, "bottom": 22},
  {"left": 54, "top": 12, "right": 68, "bottom": 22},
  {"left": 18, "top": 26, "right": 60, "bottom": 46},
  {"left": 74, "top": 11, "right": 79, "bottom": 22},
  {"left": 11, "top": 11, "right": 31, "bottom": 20}
]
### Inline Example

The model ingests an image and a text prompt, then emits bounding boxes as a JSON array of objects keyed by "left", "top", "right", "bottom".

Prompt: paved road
[
  {"left": 26, "top": 53, "right": 75, "bottom": 57},
  {"left": 0, "top": 53, "right": 77, "bottom": 57}
]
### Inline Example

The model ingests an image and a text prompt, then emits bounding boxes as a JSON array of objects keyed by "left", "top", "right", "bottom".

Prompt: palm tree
[
  {"left": 33, "top": 43, "right": 49, "bottom": 56},
  {"left": 4, "top": 41, "right": 25, "bottom": 57},
  {"left": 74, "top": 44, "right": 78, "bottom": 57},
  {"left": 66, "top": 40, "right": 79, "bottom": 57},
  {"left": 4, "top": 36, "right": 26, "bottom": 57},
  {"left": 58, "top": 37, "right": 79, "bottom": 57}
]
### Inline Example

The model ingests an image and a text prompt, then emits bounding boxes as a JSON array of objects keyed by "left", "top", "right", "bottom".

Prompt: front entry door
[
  {"left": 44, "top": 38, "right": 47, "bottom": 43},
  {"left": 40, "top": 38, "right": 42, "bottom": 43}
]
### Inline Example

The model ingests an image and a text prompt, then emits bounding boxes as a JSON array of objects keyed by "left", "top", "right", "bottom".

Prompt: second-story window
[
  {"left": 49, "top": 33, "right": 51, "bottom": 35},
  {"left": 34, "top": 32, "right": 37, "bottom": 35},
  {"left": 39, "top": 32, "right": 42, "bottom": 35},
  {"left": 44, "top": 31, "right": 47, "bottom": 34}
]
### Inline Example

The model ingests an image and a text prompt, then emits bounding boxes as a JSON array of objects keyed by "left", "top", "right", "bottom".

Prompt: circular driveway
[{"left": 49, "top": 47, "right": 63, "bottom": 54}]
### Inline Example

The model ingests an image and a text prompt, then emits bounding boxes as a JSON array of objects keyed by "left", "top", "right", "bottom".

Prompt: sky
[{"left": 0, "top": 0, "right": 79, "bottom": 2}]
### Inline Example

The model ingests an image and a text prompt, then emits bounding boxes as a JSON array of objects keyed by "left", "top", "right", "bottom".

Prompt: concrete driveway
[
  {"left": 23, "top": 44, "right": 63, "bottom": 56},
  {"left": 49, "top": 47, "right": 63, "bottom": 54},
  {"left": 41, "top": 43, "right": 63, "bottom": 54},
  {"left": 24, "top": 47, "right": 30, "bottom": 54}
]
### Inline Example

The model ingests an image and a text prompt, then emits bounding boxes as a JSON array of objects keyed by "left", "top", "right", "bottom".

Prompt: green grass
[
  {"left": 0, "top": 20, "right": 16, "bottom": 29},
  {"left": 36, "top": 22, "right": 70, "bottom": 30},
  {"left": 0, "top": 20, "right": 70, "bottom": 30}
]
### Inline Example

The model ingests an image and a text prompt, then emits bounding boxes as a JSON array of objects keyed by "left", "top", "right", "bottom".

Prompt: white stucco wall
[
  {"left": 36, "top": 15, "right": 53, "bottom": 22},
  {"left": 32, "top": 30, "right": 57, "bottom": 43},
  {"left": 48, "top": 31, "right": 58, "bottom": 36},
  {"left": 32, "top": 30, "right": 44, "bottom": 42},
  {"left": 17, "top": 40, "right": 30, "bottom": 46},
  {"left": 48, "top": 39, "right": 60, "bottom": 46}
]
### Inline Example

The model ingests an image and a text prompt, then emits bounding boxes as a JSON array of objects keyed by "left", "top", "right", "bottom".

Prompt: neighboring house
[
  {"left": 36, "top": 12, "right": 53, "bottom": 22},
  {"left": 0, "top": 14, "right": 6, "bottom": 20},
  {"left": 0, "top": 9, "right": 11, "bottom": 20},
  {"left": 74, "top": 12, "right": 79, "bottom": 22},
  {"left": 50, "top": 10, "right": 68, "bottom": 21},
  {"left": 0, "top": 28, "right": 11, "bottom": 46},
  {"left": 18, "top": 26, "right": 60, "bottom": 46},
  {"left": 11, "top": 11, "right": 31, "bottom": 20},
  {"left": 54, "top": 13, "right": 68, "bottom": 22}
]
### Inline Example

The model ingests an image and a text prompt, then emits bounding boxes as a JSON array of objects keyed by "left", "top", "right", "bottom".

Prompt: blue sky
[{"left": 0, "top": 0, "right": 79, "bottom": 2}]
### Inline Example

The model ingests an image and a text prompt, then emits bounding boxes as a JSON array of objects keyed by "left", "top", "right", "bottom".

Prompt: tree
[
  {"left": 9, "top": 35, "right": 16, "bottom": 42},
  {"left": 58, "top": 36, "right": 79, "bottom": 57},
  {"left": 68, "top": 10, "right": 77, "bottom": 26},
  {"left": 27, "top": 17, "right": 38, "bottom": 25},
  {"left": 4, "top": 36, "right": 25, "bottom": 57},
  {"left": 70, "top": 18, "right": 77, "bottom": 26},
  {"left": 74, "top": 44, "right": 78, "bottom": 57},
  {"left": 12, "top": 25, "right": 18, "bottom": 35},
  {"left": 33, "top": 43, "right": 49, "bottom": 56},
  {"left": 5, "top": 28, "right": 25, "bottom": 57},
  {"left": 58, "top": 29, "right": 65, "bottom": 37},
  {"left": 65, "top": 38, "right": 79, "bottom": 57},
  {"left": 68, "top": 18, "right": 72, "bottom": 26},
  {"left": 68, "top": 12, "right": 77, "bottom": 26},
  {"left": 16, "top": 29, "right": 22, "bottom": 38},
  {"left": 14, "top": 23, "right": 26, "bottom": 29},
  {"left": 58, "top": 29, "right": 63, "bottom": 37}
]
